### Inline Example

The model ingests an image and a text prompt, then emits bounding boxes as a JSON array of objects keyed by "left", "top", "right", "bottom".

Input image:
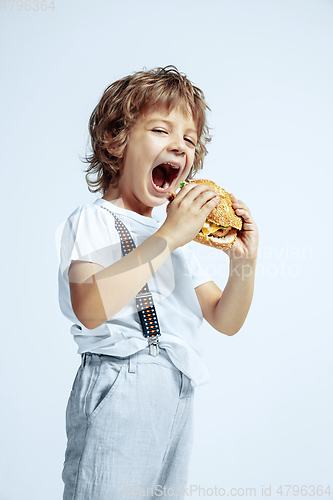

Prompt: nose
[{"left": 167, "top": 135, "right": 186, "bottom": 155}]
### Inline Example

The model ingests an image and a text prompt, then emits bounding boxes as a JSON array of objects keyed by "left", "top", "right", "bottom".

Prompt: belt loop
[
  {"left": 179, "top": 372, "right": 192, "bottom": 399},
  {"left": 128, "top": 352, "right": 137, "bottom": 374},
  {"left": 179, "top": 372, "right": 184, "bottom": 398},
  {"left": 82, "top": 352, "right": 87, "bottom": 368}
]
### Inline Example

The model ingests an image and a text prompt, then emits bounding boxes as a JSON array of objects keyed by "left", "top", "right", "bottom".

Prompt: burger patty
[{"left": 213, "top": 226, "right": 231, "bottom": 237}]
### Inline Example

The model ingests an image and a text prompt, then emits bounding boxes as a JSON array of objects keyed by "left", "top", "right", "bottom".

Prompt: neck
[{"left": 102, "top": 185, "right": 153, "bottom": 218}]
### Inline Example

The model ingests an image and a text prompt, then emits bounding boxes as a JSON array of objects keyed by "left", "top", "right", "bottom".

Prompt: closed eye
[
  {"left": 185, "top": 138, "right": 196, "bottom": 147},
  {"left": 152, "top": 129, "right": 196, "bottom": 147},
  {"left": 152, "top": 128, "right": 167, "bottom": 134}
]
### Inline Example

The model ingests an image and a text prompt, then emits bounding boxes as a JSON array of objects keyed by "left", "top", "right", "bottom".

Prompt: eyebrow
[{"left": 146, "top": 118, "right": 197, "bottom": 136}]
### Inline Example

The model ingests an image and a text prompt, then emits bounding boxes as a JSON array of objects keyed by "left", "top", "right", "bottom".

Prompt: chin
[{"left": 147, "top": 187, "right": 168, "bottom": 204}]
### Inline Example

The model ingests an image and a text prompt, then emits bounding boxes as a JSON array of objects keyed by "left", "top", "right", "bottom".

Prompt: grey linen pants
[{"left": 62, "top": 347, "right": 194, "bottom": 499}]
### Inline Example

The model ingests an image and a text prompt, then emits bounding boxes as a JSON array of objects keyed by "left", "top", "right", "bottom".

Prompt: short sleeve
[
  {"left": 59, "top": 204, "right": 121, "bottom": 281},
  {"left": 182, "top": 241, "right": 213, "bottom": 289}
]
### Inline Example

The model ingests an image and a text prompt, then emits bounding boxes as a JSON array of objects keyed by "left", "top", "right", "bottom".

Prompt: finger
[
  {"left": 229, "top": 193, "right": 251, "bottom": 213},
  {"left": 166, "top": 183, "right": 197, "bottom": 207},
  {"left": 179, "top": 183, "right": 215, "bottom": 204},
  {"left": 183, "top": 188, "right": 218, "bottom": 212},
  {"left": 197, "top": 191, "right": 220, "bottom": 211},
  {"left": 234, "top": 208, "right": 254, "bottom": 225},
  {"left": 171, "top": 182, "right": 197, "bottom": 201},
  {"left": 205, "top": 194, "right": 221, "bottom": 210},
  {"left": 232, "top": 199, "right": 251, "bottom": 214}
]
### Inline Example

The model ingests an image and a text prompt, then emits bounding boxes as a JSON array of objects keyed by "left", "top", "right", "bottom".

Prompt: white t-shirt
[{"left": 58, "top": 198, "right": 213, "bottom": 386}]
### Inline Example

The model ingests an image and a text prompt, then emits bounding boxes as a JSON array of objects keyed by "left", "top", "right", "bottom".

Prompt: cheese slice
[{"left": 202, "top": 221, "right": 221, "bottom": 235}]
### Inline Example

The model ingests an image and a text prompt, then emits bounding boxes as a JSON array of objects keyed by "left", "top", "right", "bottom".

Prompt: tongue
[{"left": 152, "top": 166, "right": 169, "bottom": 188}]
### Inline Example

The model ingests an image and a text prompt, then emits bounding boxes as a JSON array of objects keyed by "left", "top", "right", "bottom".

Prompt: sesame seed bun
[
  {"left": 167, "top": 179, "right": 242, "bottom": 249},
  {"left": 189, "top": 179, "right": 242, "bottom": 230}
]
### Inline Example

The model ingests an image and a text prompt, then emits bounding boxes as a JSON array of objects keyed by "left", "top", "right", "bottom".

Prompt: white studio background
[{"left": 1, "top": 0, "right": 332, "bottom": 499}]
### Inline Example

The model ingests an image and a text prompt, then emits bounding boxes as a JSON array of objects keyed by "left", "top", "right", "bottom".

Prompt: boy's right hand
[{"left": 157, "top": 183, "right": 220, "bottom": 251}]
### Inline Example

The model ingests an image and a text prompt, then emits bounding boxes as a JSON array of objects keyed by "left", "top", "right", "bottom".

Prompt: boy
[{"left": 58, "top": 66, "right": 258, "bottom": 499}]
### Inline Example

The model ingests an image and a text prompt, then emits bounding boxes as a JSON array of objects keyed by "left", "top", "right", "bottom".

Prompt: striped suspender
[{"left": 99, "top": 206, "right": 161, "bottom": 356}]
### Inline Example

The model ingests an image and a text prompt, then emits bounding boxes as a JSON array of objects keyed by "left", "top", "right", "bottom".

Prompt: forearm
[
  {"left": 73, "top": 230, "right": 173, "bottom": 329},
  {"left": 213, "top": 258, "right": 257, "bottom": 336},
  {"left": 71, "top": 185, "right": 221, "bottom": 329}
]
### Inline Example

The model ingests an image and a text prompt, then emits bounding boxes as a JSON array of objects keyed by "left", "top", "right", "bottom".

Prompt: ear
[
  {"left": 105, "top": 142, "right": 123, "bottom": 159},
  {"left": 106, "top": 148, "right": 123, "bottom": 159}
]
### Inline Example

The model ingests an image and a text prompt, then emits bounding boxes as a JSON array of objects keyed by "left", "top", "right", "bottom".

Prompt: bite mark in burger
[{"left": 167, "top": 179, "right": 243, "bottom": 249}]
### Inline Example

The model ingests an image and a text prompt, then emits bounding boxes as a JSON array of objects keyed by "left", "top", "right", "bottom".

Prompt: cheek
[{"left": 187, "top": 152, "right": 196, "bottom": 169}]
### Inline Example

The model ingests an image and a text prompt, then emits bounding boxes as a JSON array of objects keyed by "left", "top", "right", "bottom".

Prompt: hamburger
[{"left": 167, "top": 179, "right": 243, "bottom": 249}]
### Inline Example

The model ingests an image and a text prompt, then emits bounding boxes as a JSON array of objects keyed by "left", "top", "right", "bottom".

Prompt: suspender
[{"left": 99, "top": 205, "right": 161, "bottom": 356}]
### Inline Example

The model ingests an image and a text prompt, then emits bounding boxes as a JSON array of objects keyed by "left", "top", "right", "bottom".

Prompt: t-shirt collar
[{"left": 94, "top": 198, "right": 160, "bottom": 228}]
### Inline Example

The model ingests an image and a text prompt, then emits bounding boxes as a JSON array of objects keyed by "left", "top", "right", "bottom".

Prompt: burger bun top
[{"left": 188, "top": 179, "right": 243, "bottom": 230}]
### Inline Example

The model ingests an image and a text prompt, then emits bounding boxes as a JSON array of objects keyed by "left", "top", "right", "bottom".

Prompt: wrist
[
  {"left": 229, "top": 256, "right": 257, "bottom": 265},
  {"left": 228, "top": 247, "right": 258, "bottom": 264},
  {"left": 155, "top": 227, "right": 177, "bottom": 253},
  {"left": 229, "top": 257, "right": 257, "bottom": 280}
]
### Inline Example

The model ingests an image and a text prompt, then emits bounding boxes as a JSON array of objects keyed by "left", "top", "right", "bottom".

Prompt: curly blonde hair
[{"left": 84, "top": 66, "right": 211, "bottom": 195}]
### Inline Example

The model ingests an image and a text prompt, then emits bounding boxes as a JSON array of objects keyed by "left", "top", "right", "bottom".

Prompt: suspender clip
[{"left": 148, "top": 338, "right": 160, "bottom": 357}]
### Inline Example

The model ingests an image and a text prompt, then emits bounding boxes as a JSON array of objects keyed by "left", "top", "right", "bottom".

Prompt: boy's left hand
[{"left": 223, "top": 194, "right": 259, "bottom": 261}]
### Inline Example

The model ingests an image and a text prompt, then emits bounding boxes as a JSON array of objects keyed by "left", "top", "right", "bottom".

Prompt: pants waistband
[
  {"left": 80, "top": 348, "right": 193, "bottom": 399},
  {"left": 81, "top": 347, "right": 179, "bottom": 374}
]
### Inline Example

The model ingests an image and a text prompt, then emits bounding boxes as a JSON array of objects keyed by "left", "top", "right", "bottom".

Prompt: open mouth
[{"left": 151, "top": 163, "right": 180, "bottom": 193}]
